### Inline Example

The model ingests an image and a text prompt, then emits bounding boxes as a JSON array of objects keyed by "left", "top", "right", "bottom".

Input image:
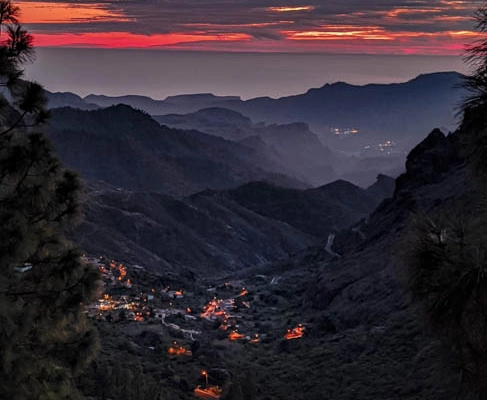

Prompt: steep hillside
[
  {"left": 72, "top": 175, "right": 393, "bottom": 276},
  {"left": 72, "top": 187, "right": 315, "bottom": 276},
  {"left": 47, "top": 105, "right": 303, "bottom": 197}
]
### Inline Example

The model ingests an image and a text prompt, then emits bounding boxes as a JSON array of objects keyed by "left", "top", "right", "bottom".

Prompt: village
[{"left": 83, "top": 256, "right": 307, "bottom": 399}]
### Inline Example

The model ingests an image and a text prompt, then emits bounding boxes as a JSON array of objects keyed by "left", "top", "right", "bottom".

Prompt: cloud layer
[{"left": 18, "top": 0, "right": 482, "bottom": 54}]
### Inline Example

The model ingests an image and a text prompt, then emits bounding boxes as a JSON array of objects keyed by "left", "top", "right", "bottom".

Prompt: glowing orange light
[
  {"left": 194, "top": 385, "right": 222, "bottom": 400},
  {"left": 228, "top": 331, "right": 245, "bottom": 341},
  {"left": 284, "top": 324, "right": 305, "bottom": 340},
  {"left": 168, "top": 344, "right": 192, "bottom": 356},
  {"left": 250, "top": 334, "right": 260, "bottom": 344}
]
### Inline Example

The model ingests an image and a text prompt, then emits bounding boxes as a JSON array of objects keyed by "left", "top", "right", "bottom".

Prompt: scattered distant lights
[
  {"left": 331, "top": 127, "right": 359, "bottom": 136},
  {"left": 363, "top": 140, "right": 397, "bottom": 155}
]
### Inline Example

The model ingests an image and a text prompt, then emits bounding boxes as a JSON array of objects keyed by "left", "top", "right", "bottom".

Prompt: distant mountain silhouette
[
  {"left": 47, "top": 105, "right": 304, "bottom": 197},
  {"left": 231, "top": 72, "right": 465, "bottom": 140},
  {"left": 156, "top": 107, "right": 256, "bottom": 141},
  {"left": 46, "top": 91, "right": 100, "bottom": 110},
  {"left": 79, "top": 72, "right": 465, "bottom": 147},
  {"left": 155, "top": 107, "right": 409, "bottom": 187},
  {"left": 84, "top": 93, "right": 240, "bottom": 115},
  {"left": 156, "top": 108, "right": 336, "bottom": 186}
]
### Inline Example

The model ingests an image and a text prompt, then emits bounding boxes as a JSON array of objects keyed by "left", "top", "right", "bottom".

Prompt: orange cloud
[
  {"left": 183, "top": 21, "right": 294, "bottom": 29},
  {"left": 17, "top": 1, "right": 129, "bottom": 23},
  {"left": 31, "top": 31, "right": 251, "bottom": 48},
  {"left": 16, "top": 0, "right": 482, "bottom": 55},
  {"left": 285, "top": 25, "right": 393, "bottom": 41},
  {"left": 284, "top": 25, "right": 478, "bottom": 43},
  {"left": 385, "top": 7, "right": 443, "bottom": 18},
  {"left": 267, "top": 6, "right": 314, "bottom": 12}
]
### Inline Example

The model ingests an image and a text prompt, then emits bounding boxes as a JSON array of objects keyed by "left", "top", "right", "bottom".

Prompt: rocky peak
[
  {"left": 365, "top": 174, "right": 395, "bottom": 205},
  {"left": 395, "top": 128, "right": 462, "bottom": 193}
]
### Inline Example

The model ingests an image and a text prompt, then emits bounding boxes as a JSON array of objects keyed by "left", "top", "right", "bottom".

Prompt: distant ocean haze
[{"left": 26, "top": 48, "right": 470, "bottom": 100}]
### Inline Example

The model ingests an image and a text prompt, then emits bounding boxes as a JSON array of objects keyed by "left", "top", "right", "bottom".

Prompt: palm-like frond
[
  {"left": 0, "top": 0, "right": 20, "bottom": 27},
  {"left": 461, "top": 5, "right": 487, "bottom": 120}
]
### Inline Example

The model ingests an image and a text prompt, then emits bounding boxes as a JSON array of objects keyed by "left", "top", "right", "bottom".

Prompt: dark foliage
[
  {"left": 402, "top": 204, "right": 487, "bottom": 398},
  {"left": 462, "top": 5, "right": 487, "bottom": 122},
  {"left": 0, "top": 2, "right": 99, "bottom": 398}
]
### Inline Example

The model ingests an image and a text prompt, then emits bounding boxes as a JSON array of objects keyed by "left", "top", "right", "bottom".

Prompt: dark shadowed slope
[
  {"left": 72, "top": 187, "right": 315, "bottom": 276},
  {"left": 364, "top": 174, "right": 396, "bottom": 202},
  {"left": 71, "top": 173, "right": 393, "bottom": 276},
  {"left": 220, "top": 179, "right": 388, "bottom": 238}
]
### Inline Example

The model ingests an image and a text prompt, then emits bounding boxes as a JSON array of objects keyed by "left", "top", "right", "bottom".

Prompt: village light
[{"left": 201, "top": 370, "right": 208, "bottom": 387}]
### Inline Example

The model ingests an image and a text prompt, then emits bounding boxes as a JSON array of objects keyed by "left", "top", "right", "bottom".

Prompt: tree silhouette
[
  {"left": 402, "top": 207, "right": 487, "bottom": 399},
  {"left": 0, "top": 0, "right": 19, "bottom": 30},
  {"left": 0, "top": 2, "right": 100, "bottom": 398},
  {"left": 459, "top": 3, "right": 487, "bottom": 176},
  {"left": 462, "top": 5, "right": 487, "bottom": 118}
]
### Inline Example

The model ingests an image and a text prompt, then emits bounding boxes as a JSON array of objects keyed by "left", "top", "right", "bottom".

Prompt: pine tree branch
[{"left": 0, "top": 109, "right": 26, "bottom": 136}]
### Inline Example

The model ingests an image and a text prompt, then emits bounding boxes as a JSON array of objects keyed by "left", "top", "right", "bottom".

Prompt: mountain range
[
  {"left": 48, "top": 72, "right": 465, "bottom": 149},
  {"left": 47, "top": 105, "right": 304, "bottom": 197},
  {"left": 46, "top": 72, "right": 466, "bottom": 188}
]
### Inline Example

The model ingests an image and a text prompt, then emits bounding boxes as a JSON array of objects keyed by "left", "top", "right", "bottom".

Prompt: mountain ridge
[
  {"left": 46, "top": 72, "right": 465, "bottom": 144},
  {"left": 46, "top": 105, "right": 305, "bottom": 197}
]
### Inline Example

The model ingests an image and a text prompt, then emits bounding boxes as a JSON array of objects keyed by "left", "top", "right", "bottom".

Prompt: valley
[{"left": 44, "top": 80, "right": 471, "bottom": 400}]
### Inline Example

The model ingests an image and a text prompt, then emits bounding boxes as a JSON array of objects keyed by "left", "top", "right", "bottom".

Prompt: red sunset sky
[{"left": 18, "top": 0, "right": 483, "bottom": 55}]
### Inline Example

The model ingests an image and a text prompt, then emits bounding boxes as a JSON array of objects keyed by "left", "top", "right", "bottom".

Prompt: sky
[
  {"left": 17, "top": 0, "right": 484, "bottom": 55},
  {"left": 16, "top": 0, "right": 483, "bottom": 99}
]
